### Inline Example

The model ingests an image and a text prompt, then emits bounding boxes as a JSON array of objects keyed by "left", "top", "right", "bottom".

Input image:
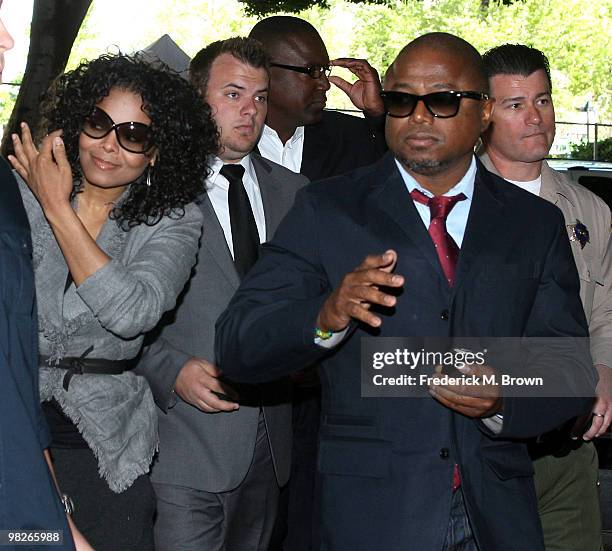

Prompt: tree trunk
[{"left": 1, "top": 0, "right": 92, "bottom": 157}]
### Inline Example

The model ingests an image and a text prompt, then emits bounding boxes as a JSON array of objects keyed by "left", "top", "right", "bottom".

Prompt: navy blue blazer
[
  {"left": 216, "top": 153, "right": 595, "bottom": 551},
  {"left": 0, "top": 159, "right": 73, "bottom": 547}
]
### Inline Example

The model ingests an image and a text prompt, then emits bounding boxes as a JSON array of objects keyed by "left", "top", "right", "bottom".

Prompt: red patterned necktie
[
  {"left": 411, "top": 188, "right": 466, "bottom": 492},
  {"left": 410, "top": 189, "right": 466, "bottom": 288}
]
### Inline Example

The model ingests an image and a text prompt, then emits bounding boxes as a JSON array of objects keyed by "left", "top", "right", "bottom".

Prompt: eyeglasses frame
[
  {"left": 380, "top": 90, "right": 490, "bottom": 119},
  {"left": 270, "top": 62, "right": 332, "bottom": 80}
]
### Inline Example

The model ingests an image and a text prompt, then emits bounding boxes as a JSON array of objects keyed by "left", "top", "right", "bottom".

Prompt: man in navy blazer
[{"left": 216, "top": 33, "right": 596, "bottom": 550}]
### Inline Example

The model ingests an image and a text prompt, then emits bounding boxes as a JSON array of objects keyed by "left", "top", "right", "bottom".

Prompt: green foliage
[
  {"left": 345, "top": 0, "right": 611, "bottom": 121},
  {"left": 0, "top": 81, "right": 21, "bottom": 126},
  {"left": 569, "top": 137, "right": 612, "bottom": 163},
  {"left": 239, "top": 0, "right": 390, "bottom": 17},
  {"left": 149, "top": 0, "right": 259, "bottom": 56},
  {"left": 61, "top": 0, "right": 612, "bottom": 123},
  {"left": 241, "top": 0, "right": 330, "bottom": 16},
  {"left": 7, "top": 0, "right": 610, "bottom": 142}
]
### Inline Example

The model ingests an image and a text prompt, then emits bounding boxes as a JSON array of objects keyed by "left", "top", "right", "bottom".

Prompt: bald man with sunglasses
[{"left": 216, "top": 33, "right": 596, "bottom": 551}]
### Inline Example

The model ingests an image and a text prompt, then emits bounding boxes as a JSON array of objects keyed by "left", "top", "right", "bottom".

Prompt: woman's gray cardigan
[{"left": 18, "top": 177, "right": 203, "bottom": 492}]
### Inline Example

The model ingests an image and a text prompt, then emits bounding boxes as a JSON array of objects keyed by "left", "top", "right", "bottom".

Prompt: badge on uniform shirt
[{"left": 567, "top": 219, "right": 589, "bottom": 249}]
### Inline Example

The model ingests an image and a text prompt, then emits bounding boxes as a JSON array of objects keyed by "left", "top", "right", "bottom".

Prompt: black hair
[
  {"left": 39, "top": 52, "right": 218, "bottom": 228},
  {"left": 189, "top": 37, "right": 269, "bottom": 94},
  {"left": 249, "top": 16, "right": 320, "bottom": 53},
  {"left": 483, "top": 44, "right": 552, "bottom": 90}
]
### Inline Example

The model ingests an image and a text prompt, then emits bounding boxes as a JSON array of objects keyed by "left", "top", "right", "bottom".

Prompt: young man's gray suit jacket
[{"left": 135, "top": 153, "right": 308, "bottom": 492}]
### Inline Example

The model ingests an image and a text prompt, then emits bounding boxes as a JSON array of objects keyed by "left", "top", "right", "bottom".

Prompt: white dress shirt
[
  {"left": 206, "top": 155, "right": 267, "bottom": 257},
  {"left": 258, "top": 124, "right": 305, "bottom": 173},
  {"left": 395, "top": 156, "right": 477, "bottom": 246}
]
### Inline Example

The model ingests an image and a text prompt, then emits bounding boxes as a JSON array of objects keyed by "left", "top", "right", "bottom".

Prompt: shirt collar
[
  {"left": 262, "top": 124, "right": 305, "bottom": 148},
  {"left": 208, "top": 154, "right": 256, "bottom": 189},
  {"left": 394, "top": 156, "right": 476, "bottom": 200}
]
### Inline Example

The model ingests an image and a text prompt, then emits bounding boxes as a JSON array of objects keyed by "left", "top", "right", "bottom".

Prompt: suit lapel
[
  {"left": 198, "top": 194, "right": 241, "bottom": 288},
  {"left": 373, "top": 154, "right": 447, "bottom": 282},
  {"left": 252, "top": 155, "right": 285, "bottom": 237},
  {"left": 198, "top": 155, "right": 294, "bottom": 289},
  {"left": 453, "top": 164, "right": 505, "bottom": 292}
]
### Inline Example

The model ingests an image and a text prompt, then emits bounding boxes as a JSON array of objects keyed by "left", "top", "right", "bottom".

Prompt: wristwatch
[{"left": 60, "top": 493, "right": 75, "bottom": 516}]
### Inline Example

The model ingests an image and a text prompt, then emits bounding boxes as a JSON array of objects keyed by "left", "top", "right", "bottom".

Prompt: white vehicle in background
[
  {"left": 548, "top": 159, "right": 612, "bottom": 182},
  {"left": 548, "top": 159, "right": 612, "bottom": 207}
]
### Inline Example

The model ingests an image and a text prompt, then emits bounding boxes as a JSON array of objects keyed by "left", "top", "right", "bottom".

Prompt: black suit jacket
[
  {"left": 216, "top": 153, "right": 596, "bottom": 551},
  {"left": 300, "top": 110, "right": 386, "bottom": 181}
]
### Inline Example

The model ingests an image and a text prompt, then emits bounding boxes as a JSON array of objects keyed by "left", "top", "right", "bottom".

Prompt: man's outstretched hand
[{"left": 316, "top": 250, "right": 403, "bottom": 332}]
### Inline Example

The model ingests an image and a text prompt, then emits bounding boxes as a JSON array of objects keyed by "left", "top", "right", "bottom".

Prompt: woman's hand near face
[
  {"left": 8, "top": 123, "right": 73, "bottom": 222},
  {"left": 9, "top": 122, "right": 110, "bottom": 287}
]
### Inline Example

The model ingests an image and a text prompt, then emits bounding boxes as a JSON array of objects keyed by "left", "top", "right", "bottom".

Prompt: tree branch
[{"left": 1, "top": 0, "right": 92, "bottom": 157}]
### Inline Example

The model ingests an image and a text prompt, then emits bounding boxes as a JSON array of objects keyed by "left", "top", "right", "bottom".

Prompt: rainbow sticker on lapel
[{"left": 567, "top": 219, "right": 589, "bottom": 249}]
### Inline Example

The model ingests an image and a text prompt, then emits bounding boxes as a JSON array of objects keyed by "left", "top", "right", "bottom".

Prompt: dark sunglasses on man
[
  {"left": 270, "top": 62, "right": 332, "bottom": 80},
  {"left": 380, "top": 90, "right": 489, "bottom": 119},
  {"left": 82, "top": 106, "right": 154, "bottom": 154}
]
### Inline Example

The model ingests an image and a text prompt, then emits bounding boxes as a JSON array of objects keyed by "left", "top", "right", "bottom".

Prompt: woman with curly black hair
[{"left": 8, "top": 53, "right": 217, "bottom": 550}]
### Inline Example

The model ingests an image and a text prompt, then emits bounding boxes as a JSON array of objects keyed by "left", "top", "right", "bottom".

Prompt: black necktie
[{"left": 220, "top": 163, "right": 260, "bottom": 279}]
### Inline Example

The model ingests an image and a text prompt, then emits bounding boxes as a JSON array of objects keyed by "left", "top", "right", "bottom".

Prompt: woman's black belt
[{"left": 39, "top": 354, "right": 135, "bottom": 390}]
